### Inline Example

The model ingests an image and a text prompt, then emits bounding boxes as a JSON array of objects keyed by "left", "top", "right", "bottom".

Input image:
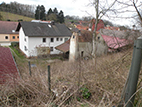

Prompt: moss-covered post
[{"left": 124, "top": 37, "right": 142, "bottom": 107}]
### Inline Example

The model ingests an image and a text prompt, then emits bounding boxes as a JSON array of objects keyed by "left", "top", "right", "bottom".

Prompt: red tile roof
[
  {"left": 101, "top": 35, "right": 132, "bottom": 49},
  {"left": 105, "top": 26, "right": 120, "bottom": 30},
  {"left": 0, "top": 21, "right": 19, "bottom": 34},
  {"left": 0, "top": 47, "right": 18, "bottom": 84},
  {"left": 76, "top": 24, "right": 89, "bottom": 30},
  {"left": 55, "top": 39, "right": 70, "bottom": 53},
  {"left": 78, "top": 30, "right": 92, "bottom": 42}
]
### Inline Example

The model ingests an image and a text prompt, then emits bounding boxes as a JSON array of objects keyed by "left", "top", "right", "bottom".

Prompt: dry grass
[{"left": 0, "top": 48, "right": 142, "bottom": 107}]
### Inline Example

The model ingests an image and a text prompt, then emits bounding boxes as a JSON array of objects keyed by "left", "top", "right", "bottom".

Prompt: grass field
[{"left": 0, "top": 11, "right": 34, "bottom": 22}]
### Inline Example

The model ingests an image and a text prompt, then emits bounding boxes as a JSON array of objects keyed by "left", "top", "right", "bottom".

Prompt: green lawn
[{"left": 0, "top": 11, "right": 34, "bottom": 22}]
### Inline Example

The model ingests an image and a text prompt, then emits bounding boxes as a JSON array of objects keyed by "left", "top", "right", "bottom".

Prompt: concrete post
[{"left": 124, "top": 38, "right": 142, "bottom": 107}]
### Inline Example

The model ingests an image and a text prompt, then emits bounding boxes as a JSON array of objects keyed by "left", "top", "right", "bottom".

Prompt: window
[
  {"left": 42, "top": 49, "right": 46, "bottom": 52},
  {"left": 50, "top": 47, "right": 53, "bottom": 51},
  {"left": 43, "top": 38, "right": 46, "bottom": 42},
  {"left": 60, "top": 38, "right": 62, "bottom": 41},
  {"left": 17, "top": 36, "right": 19, "bottom": 39},
  {"left": 13, "top": 36, "right": 15, "bottom": 39},
  {"left": 24, "top": 46, "right": 27, "bottom": 51},
  {"left": 5, "top": 36, "right": 8, "bottom": 39},
  {"left": 65, "top": 38, "right": 68, "bottom": 42},
  {"left": 98, "top": 37, "right": 100, "bottom": 40},
  {"left": 51, "top": 38, "right": 54, "bottom": 42},
  {"left": 24, "top": 38, "right": 26, "bottom": 41},
  {"left": 81, "top": 51, "right": 84, "bottom": 57},
  {"left": 56, "top": 38, "right": 59, "bottom": 41},
  {"left": 73, "top": 35, "right": 75, "bottom": 39}
]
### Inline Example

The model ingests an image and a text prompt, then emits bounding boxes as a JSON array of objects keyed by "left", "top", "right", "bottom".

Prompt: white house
[{"left": 16, "top": 21, "right": 72, "bottom": 58}]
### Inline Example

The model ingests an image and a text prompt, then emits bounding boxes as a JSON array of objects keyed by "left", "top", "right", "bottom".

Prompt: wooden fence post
[
  {"left": 48, "top": 65, "right": 51, "bottom": 92},
  {"left": 28, "top": 61, "right": 31, "bottom": 76}
]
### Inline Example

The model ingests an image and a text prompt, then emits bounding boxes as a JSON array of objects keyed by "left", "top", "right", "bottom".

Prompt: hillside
[
  {"left": 0, "top": 11, "right": 34, "bottom": 22},
  {"left": 0, "top": 46, "right": 141, "bottom": 106}
]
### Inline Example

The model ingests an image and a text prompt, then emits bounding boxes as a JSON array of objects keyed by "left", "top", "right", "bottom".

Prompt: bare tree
[
  {"left": 132, "top": 0, "right": 142, "bottom": 24},
  {"left": 88, "top": 0, "right": 117, "bottom": 56},
  {"left": 111, "top": 0, "right": 142, "bottom": 28}
]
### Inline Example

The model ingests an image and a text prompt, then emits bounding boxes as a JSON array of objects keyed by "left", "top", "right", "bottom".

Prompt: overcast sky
[
  {"left": 0, "top": 0, "right": 94, "bottom": 17},
  {"left": 0, "top": 0, "right": 141, "bottom": 28}
]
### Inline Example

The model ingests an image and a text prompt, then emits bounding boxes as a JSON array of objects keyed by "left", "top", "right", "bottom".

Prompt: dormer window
[
  {"left": 12, "top": 30, "right": 15, "bottom": 33},
  {"left": 48, "top": 24, "right": 51, "bottom": 28}
]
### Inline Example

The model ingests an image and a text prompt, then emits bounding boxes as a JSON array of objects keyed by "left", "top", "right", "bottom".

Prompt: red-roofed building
[
  {"left": 75, "top": 20, "right": 89, "bottom": 30},
  {"left": 76, "top": 24, "right": 89, "bottom": 30},
  {"left": 96, "top": 33, "right": 133, "bottom": 52},
  {"left": 0, "top": 47, "right": 19, "bottom": 84},
  {"left": 105, "top": 25, "right": 120, "bottom": 31},
  {"left": 101, "top": 35, "right": 131, "bottom": 49},
  {"left": 91, "top": 19, "right": 105, "bottom": 31}
]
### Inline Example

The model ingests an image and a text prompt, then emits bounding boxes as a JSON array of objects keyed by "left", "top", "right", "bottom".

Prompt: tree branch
[{"left": 132, "top": 0, "right": 142, "bottom": 24}]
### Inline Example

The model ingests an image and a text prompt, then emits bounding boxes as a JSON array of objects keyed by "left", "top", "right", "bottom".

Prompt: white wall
[
  {"left": 27, "top": 36, "right": 70, "bottom": 57},
  {"left": 19, "top": 28, "right": 29, "bottom": 57},
  {"left": 69, "top": 32, "right": 78, "bottom": 61}
]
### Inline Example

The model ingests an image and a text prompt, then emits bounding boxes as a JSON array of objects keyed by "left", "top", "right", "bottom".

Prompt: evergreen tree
[
  {"left": 40, "top": 5, "right": 46, "bottom": 20},
  {"left": 47, "top": 8, "right": 53, "bottom": 15},
  {"left": 47, "top": 7, "right": 58, "bottom": 22},
  {"left": 58, "top": 10, "right": 64, "bottom": 23},
  {"left": 35, "top": 5, "right": 40, "bottom": 20},
  {"left": 35, "top": 5, "right": 46, "bottom": 20},
  {"left": 53, "top": 7, "right": 58, "bottom": 15},
  {"left": 46, "top": 7, "right": 65, "bottom": 23}
]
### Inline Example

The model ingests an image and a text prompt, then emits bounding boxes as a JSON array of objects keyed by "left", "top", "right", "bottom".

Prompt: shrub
[{"left": 80, "top": 87, "right": 91, "bottom": 99}]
